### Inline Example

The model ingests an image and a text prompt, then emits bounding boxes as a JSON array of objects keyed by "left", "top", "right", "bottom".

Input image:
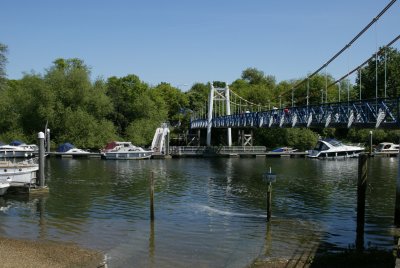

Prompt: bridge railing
[{"left": 190, "top": 97, "right": 400, "bottom": 129}]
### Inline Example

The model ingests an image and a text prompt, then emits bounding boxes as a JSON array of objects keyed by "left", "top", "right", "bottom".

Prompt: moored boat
[
  {"left": 57, "top": 143, "right": 90, "bottom": 156},
  {"left": 308, "top": 139, "right": 364, "bottom": 158},
  {"left": 374, "top": 142, "right": 399, "bottom": 154},
  {"left": 101, "top": 141, "right": 153, "bottom": 160},
  {"left": 0, "top": 159, "right": 39, "bottom": 187},
  {"left": 271, "top": 147, "right": 298, "bottom": 153},
  {"left": 0, "top": 143, "right": 36, "bottom": 158}
]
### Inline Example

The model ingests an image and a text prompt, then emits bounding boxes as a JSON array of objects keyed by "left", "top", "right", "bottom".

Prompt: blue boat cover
[
  {"left": 57, "top": 143, "right": 75, "bottom": 152},
  {"left": 10, "top": 140, "right": 24, "bottom": 146}
]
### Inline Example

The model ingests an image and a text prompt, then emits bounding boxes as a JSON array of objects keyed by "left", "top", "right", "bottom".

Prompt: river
[{"left": 0, "top": 157, "right": 398, "bottom": 267}]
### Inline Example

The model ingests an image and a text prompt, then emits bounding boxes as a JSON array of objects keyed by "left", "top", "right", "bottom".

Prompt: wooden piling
[
  {"left": 369, "top": 131, "right": 373, "bottom": 155},
  {"left": 267, "top": 183, "right": 272, "bottom": 221},
  {"left": 394, "top": 147, "right": 400, "bottom": 227},
  {"left": 46, "top": 128, "right": 51, "bottom": 153},
  {"left": 356, "top": 154, "right": 368, "bottom": 251},
  {"left": 38, "top": 132, "right": 45, "bottom": 187},
  {"left": 150, "top": 171, "right": 155, "bottom": 221}
]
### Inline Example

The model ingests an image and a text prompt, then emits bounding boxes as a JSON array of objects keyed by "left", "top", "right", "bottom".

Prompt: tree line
[{"left": 0, "top": 43, "right": 399, "bottom": 150}]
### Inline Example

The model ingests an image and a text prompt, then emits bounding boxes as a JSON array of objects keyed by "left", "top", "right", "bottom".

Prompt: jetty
[{"left": 169, "top": 146, "right": 308, "bottom": 158}]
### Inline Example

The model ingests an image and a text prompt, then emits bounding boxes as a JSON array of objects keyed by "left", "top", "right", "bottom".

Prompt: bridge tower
[{"left": 206, "top": 83, "right": 232, "bottom": 146}]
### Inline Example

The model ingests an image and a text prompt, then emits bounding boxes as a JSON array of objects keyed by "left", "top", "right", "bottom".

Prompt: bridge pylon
[{"left": 206, "top": 83, "right": 232, "bottom": 146}]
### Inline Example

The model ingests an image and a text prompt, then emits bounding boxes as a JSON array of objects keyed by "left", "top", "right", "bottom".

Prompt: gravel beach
[{"left": 0, "top": 236, "right": 105, "bottom": 268}]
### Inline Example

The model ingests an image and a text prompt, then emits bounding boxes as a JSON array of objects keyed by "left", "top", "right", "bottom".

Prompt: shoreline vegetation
[
  {"left": 0, "top": 44, "right": 400, "bottom": 152},
  {"left": 0, "top": 236, "right": 105, "bottom": 268}
]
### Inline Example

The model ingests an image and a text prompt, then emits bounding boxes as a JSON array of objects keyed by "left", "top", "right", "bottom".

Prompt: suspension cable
[
  {"left": 327, "top": 34, "right": 400, "bottom": 88},
  {"left": 292, "top": 0, "right": 397, "bottom": 91}
]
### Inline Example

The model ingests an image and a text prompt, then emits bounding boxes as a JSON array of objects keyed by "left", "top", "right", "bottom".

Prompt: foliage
[
  {"left": 1, "top": 44, "right": 399, "bottom": 149},
  {"left": 356, "top": 47, "right": 400, "bottom": 99},
  {"left": 185, "top": 82, "right": 209, "bottom": 115},
  {"left": 254, "top": 128, "right": 318, "bottom": 151},
  {"left": 0, "top": 43, "right": 7, "bottom": 88},
  {"left": 152, "top": 82, "right": 189, "bottom": 121}
]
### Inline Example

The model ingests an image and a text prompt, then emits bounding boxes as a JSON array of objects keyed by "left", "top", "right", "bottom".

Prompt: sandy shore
[{"left": 0, "top": 236, "right": 105, "bottom": 268}]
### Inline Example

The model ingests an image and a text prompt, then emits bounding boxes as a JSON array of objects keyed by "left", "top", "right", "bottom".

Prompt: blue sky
[{"left": 1, "top": 0, "right": 399, "bottom": 89}]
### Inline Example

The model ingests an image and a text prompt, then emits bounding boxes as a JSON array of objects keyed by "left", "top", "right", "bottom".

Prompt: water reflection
[{"left": 0, "top": 157, "right": 397, "bottom": 267}]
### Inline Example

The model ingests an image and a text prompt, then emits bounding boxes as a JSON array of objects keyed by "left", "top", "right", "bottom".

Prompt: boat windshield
[
  {"left": 376, "top": 144, "right": 385, "bottom": 150},
  {"left": 326, "top": 139, "right": 343, "bottom": 147},
  {"left": 313, "top": 141, "right": 329, "bottom": 151}
]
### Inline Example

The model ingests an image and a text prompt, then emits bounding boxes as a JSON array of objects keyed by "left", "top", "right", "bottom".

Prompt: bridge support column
[
  {"left": 206, "top": 83, "right": 232, "bottom": 146},
  {"left": 238, "top": 129, "right": 253, "bottom": 146},
  {"left": 206, "top": 85, "right": 215, "bottom": 146},
  {"left": 225, "top": 85, "right": 232, "bottom": 146}
]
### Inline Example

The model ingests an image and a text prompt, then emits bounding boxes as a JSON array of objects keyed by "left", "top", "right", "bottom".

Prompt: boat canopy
[
  {"left": 10, "top": 140, "right": 25, "bottom": 146},
  {"left": 104, "top": 141, "right": 118, "bottom": 150},
  {"left": 57, "top": 143, "right": 75, "bottom": 152}
]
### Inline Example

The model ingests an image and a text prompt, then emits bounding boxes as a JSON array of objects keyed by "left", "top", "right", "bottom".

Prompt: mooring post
[
  {"left": 38, "top": 132, "right": 46, "bottom": 187},
  {"left": 394, "top": 144, "right": 400, "bottom": 227},
  {"left": 266, "top": 182, "right": 272, "bottom": 221},
  {"left": 369, "top": 131, "right": 373, "bottom": 155},
  {"left": 356, "top": 154, "right": 368, "bottom": 251},
  {"left": 263, "top": 167, "right": 276, "bottom": 222},
  {"left": 46, "top": 128, "right": 51, "bottom": 153},
  {"left": 150, "top": 171, "right": 155, "bottom": 221}
]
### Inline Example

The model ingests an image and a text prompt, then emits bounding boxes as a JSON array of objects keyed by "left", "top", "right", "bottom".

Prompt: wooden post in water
[
  {"left": 356, "top": 154, "right": 368, "bottom": 251},
  {"left": 263, "top": 167, "right": 276, "bottom": 222},
  {"left": 369, "top": 131, "right": 373, "bottom": 155},
  {"left": 266, "top": 183, "right": 272, "bottom": 221},
  {"left": 394, "top": 144, "right": 400, "bottom": 226},
  {"left": 46, "top": 128, "right": 50, "bottom": 153},
  {"left": 38, "top": 132, "right": 46, "bottom": 187},
  {"left": 150, "top": 171, "right": 155, "bottom": 221}
]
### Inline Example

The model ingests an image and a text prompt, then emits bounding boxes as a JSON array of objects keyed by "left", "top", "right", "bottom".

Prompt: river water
[{"left": 0, "top": 157, "right": 398, "bottom": 267}]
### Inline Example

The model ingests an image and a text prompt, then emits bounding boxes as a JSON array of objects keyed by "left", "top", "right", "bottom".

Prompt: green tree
[
  {"left": 356, "top": 47, "right": 400, "bottom": 99},
  {"left": 126, "top": 91, "right": 168, "bottom": 145},
  {"left": 58, "top": 107, "right": 117, "bottom": 149},
  {"left": 9, "top": 74, "right": 55, "bottom": 138},
  {"left": 106, "top": 74, "right": 149, "bottom": 135},
  {"left": 152, "top": 82, "right": 189, "bottom": 120},
  {"left": 186, "top": 82, "right": 210, "bottom": 115},
  {"left": 0, "top": 43, "right": 7, "bottom": 89},
  {"left": 42, "top": 58, "right": 115, "bottom": 147},
  {"left": 241, "top": 67, "right": 275, "bottom": 87}
]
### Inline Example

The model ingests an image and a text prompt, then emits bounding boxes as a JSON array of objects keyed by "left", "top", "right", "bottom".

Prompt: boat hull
[
  {"left": 0, "top": 182, "right": 10, "bottom": 196},
  {"left": 307, "top": 149, "right": 364, "bottom": 158},
  {"left": 0, "top": 150, "right": 34, "bottom": 158},
  {"left": 103, "top": 151, "right": 152, "bottom": 160},
  {"left": 0, "top": 163, "right": 38, "bottom": 186}
]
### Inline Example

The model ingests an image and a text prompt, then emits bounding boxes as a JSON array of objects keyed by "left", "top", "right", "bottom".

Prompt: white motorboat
[
  {"left": 374, "top": 142, "right": 399, "bottom": 154},
  {"left": 64, "top": 148, "right": 90, "bottom": 154},
  {"left": 56, "top": 143, "right": 90, "bottom": 157},
  {"left": 102, "top": 141, "right": 153, "bottom": 160},
  {"left": 308, "top": 139, "right": 365, "bottom": 158},
  {"left": 0, "top": 159, "right": 39, "bottom": 187},
  {"left": 0, "top": 144, "right": 36, "bottom": 158}
]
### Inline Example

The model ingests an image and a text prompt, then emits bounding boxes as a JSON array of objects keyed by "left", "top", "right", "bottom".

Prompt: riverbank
[
  {"left": 0, "top": 236, "right": 105, "bottom": 268},
  {"left": 249, "top": 248, "right": 395, "bottom": 268}
]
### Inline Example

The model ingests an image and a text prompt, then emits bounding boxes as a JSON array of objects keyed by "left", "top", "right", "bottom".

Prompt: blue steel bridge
[
  {"left": 190, "top": 97, "right": 399, "bottom": 130},
  {"left": 188, "top": 0, "right": 400, "bottom": 147}
]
